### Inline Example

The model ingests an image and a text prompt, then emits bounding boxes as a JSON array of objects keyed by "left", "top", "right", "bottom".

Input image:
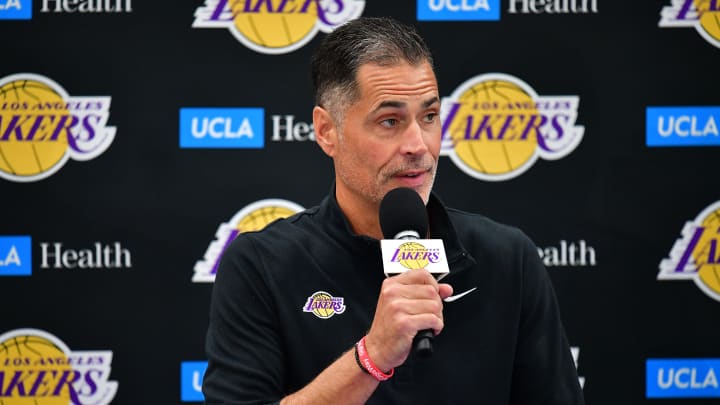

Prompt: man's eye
[
  {"left": 380, "top": 118, "right": 397, "bottom": 128},
  {"left": 424, "top": 113, "right": 438, "bottom": 123}
]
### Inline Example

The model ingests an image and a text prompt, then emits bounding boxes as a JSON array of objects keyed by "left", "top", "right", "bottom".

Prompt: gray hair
[{"left": 311, "top": 17, "right": 435, "bottom": 125}]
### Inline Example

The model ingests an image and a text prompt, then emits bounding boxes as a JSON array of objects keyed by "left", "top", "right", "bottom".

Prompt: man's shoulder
[
  {"left": 447, "top": 207, "right": 525, "bottom": 238},
  {"left": 445, "top": 206, "right": 534, "bottom": 255},
  {"left": 240, "top": 205, "right": 322, "bottom": 242}
]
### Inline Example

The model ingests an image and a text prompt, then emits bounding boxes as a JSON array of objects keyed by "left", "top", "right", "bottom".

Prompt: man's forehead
[
  {"left": 374, "top": 96, "right": 440, "bottom": 111},
  {"left": 355, "top": 61, "right": 439, "bottom": 107}
]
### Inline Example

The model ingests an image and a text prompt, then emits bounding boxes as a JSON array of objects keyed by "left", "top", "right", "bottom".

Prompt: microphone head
[{"left": 379, "top": 188, "right": 429, "bottom": 239}]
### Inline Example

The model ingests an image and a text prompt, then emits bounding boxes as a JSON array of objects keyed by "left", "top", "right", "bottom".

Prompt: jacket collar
[{"left": 315, "top": 184, "right": 476, "bottom": 273}]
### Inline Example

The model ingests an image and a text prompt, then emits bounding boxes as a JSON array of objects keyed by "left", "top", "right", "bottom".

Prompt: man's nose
[{"left": 400, "top": 120, "right": 429, "bottom": 156}]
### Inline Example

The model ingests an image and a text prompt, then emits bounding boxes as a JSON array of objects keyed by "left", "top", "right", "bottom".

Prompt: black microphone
[
  {"left": 379, "top": 187, "right": 429, "bottom": 241},
  {"left": 379, "top": 187, "right": 446, "bottom": 357}
]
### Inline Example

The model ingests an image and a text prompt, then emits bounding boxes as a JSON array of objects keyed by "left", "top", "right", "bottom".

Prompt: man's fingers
[
  {"left": 438, "top": 283, "right": 453, "bottom": 299},
  {"left": 381, "top": 281, "right": 440, "bottom": 302},
  {"left": 390, "top": 269, "right": 439, "bottom": 288}
]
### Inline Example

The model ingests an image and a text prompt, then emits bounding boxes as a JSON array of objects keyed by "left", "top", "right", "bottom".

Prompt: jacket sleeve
[
  {"left": 509, "top": 232, "right": 585, "bottom": 405},
  {"left": 203, "top": 234, "right": 285, "bottom": 405}
]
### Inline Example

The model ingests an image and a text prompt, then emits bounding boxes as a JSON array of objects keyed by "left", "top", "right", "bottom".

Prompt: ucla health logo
[
  {"left": 440, "top": 73, "right": 584, "bottom": 181},
  {"left": 417, "top": 0, "right": 499, "bottom": 21},
  {"left": 0, "top": 235, "right": 31, "bottom": 276},
  {"left": 0, "top": 328, "right": 118, "bottom": 404},
  {"left": 193, "top": 199, "right": 304, "bottom": 282},
  {"left": 192, "top": 0, "right": 365, "bottom": 54},
  {"left": 507, "top": 0, "right": 598, "bottom": 14},
  {"left": 660, "top": 0, "right": 720, "bottom": 48},
  {"left": 647, "top": 106, "right": 719, "bottom": 147},
  {"left": 303, "top": 291, "right": 346, "bottom": 319},
  {"left": 180, "top": 361, "right": 207, "bottom": 402},
  {"left": 647, "top": 359, "right": 719, "bottom": 398},
  {"left": 180, "top": 107, "right": 264, "bottom": 148},
  {"left": 0, "top": 0, "right": 31, "bottom": 19},
  {"left": 1, "top": 0, "right": 133, "bottom": 19},
  {"left": 658, "top": 201, "right": 720, "bottom": 302},
  {"left": 0, "top": 73, "right": 115, "bottom": 182},
  {"left": 537, "top": 239, "right": 597, "bottom": 268}
]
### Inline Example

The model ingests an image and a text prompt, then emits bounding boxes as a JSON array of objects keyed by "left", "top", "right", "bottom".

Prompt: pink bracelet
[{"left": 355, "top": 336, "right": 394, "bottom": 381}]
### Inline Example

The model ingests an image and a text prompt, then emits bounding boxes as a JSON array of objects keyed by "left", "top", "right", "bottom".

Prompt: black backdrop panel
[{"left": 1, "top": 1, "right": 719, "bottom": 403}]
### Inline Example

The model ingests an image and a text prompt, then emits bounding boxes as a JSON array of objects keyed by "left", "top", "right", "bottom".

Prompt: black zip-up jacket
[{"left": 203, "top": 189, "right": 585, "bottom": 404}]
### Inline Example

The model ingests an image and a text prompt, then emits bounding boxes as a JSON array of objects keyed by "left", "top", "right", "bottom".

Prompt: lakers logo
[
  {"left": 303, "top": 291, "right": 346, "bottom": 319},
  {"left": 659, "top": 0, "right": 720, "bottom": 48},
  {"left": 389, "top": 241, "right": 441, "bottom": 270},
  {"left": 439, "top": 73, "right": 584, "bottom": 181},
  {"left": 193, "top": 0, "right": 366, "bottom": 54},
  {"left": 193, "top": 198, "right": 304, "bottom": 282},
  {"left": 0, "top": 74, "right": 115, "bottom": 182},
  {"left": 0, "top": 328, "right": 118, "bottom": 404},
  {"left": 658, "top": 201, "right": 720, "bottom": 302}
]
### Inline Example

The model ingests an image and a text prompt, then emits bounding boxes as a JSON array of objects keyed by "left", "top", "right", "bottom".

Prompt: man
[{"left": 203, "top": 17, "right": 584, "bottom": 405}]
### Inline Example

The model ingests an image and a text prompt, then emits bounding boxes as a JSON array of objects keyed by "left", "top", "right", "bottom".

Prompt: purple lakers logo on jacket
[{"left": 303, "top": 291, "right": 346, "bottom": 319}]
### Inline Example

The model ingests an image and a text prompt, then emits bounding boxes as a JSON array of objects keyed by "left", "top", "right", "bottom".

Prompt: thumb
[{"left": 438, "top": 283, "right": 453, "bottom": 300}]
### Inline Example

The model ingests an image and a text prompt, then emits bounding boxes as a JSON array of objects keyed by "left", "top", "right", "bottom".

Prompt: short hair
[{"left": 311, "top": 17, "right": 435, "bottom": 124}]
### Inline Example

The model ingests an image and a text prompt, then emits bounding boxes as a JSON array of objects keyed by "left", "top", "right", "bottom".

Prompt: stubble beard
[{"left": 337, "top": 153, "right": 438, "bottom": 207}]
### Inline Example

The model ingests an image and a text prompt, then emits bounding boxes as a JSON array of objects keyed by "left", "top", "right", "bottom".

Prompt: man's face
[{"left": 332, "top": 61, "right": 441, "bottom": 208}]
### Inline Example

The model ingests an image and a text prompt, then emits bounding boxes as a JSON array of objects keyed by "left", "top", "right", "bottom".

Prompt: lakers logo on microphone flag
[{"left": 380, "top": 239, "right": 450, "bottom": 279}]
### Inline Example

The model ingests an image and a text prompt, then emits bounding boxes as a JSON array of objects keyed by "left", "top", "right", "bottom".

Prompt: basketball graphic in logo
[
  {"left": 659, "top": 0, "right": 720, "bottom": 48},
  {"left": 0, "top": 79, "right": 69, "bottom": 179},
  {"left": 193, "top": 199, "right": 305, "bottom": 282},
  {"left": 443, "top": 79, "right": 539, "bottom": 177},
  {"left": 659, "top": 201, "right": 720, "bottom": 302},
  {"left": 440, "top": 73, "right": 584, "bottom": 181},
  {"left": 235, "top": 204, "right": 301, "bottom": 233},
  {"left": 395, "top": 241, "right": 432, "bottom": 270},
  {"left": 0, "top": 328, "right": 118, "bottom": 404},
  {"left": 0, "top": 73, "right": 115, "bottom": 183},
  {"left": 193, "top": 0, "right": 366, "bottom": 54},
  {"left": 229, "top": 0, "right": 318, "bottom": 51},
  {"left": 695, "top": 0, "right": 720, "bottom": 42},
  {"left": 694, "top": 206, "right": 720, "bottom": 295}
]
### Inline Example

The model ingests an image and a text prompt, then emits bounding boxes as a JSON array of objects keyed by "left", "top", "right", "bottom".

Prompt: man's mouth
[
  {"left": 402, "top": 172, "right": 422, "bottom": 178},
  {"left": 396, "top": 168, "right": 429, "bottom": 178}
]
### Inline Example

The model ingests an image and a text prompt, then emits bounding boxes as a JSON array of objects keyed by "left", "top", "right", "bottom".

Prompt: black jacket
[{"left": 203, "top": 189, "right": 584, "bottom": 404}]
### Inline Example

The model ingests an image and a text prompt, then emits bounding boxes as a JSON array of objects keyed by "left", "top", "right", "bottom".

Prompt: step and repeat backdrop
[{"left": 1, "top": 1, "right": 718, "bottom": 403}]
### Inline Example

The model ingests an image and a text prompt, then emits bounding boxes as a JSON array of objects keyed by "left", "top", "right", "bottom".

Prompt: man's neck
[{"left": 334, "top": 186, "right": 383, "bottom": 240}]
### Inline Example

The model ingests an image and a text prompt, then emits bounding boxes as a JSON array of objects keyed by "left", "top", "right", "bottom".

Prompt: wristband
[{"left": 354, "top": 336, "right": 394, "bottom": 381}]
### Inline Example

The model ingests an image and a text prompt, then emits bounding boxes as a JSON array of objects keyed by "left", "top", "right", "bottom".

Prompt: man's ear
[{"left": 313, "top": 106, "right": 338, "bottom": 157}]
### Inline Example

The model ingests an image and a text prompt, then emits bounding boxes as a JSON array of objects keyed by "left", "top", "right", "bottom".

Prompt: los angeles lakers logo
[
  {"left": 440, "top": 73, "right": 584, "bottom": 181},
  {"left": 658, "top": 201, "right": 720, "bottom": 302},
  {"left": 390, "top": 241, "right": 441, "bottom": 270},
  {"left": 192, "top": 0, "right": 366, "bottom": 54},
  {"left": 303, "top": 291, "right": 346, "bottom": 319},
  {"left": 193, "top": 198, "right": 304, "bottom": 282},
  {"left": 0, "top": 73, "right": 115, "bottom": 183},
  {"left": 659, "top": 0, "right": 720, "bottom": 49},
  {"left": 0, "top": 328, "right": 118, "bottom": 404}
]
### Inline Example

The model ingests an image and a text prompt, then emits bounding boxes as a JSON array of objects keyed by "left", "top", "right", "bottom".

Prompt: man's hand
[{"left": 363, "top": 269, "right": 453, "bottom": 371}]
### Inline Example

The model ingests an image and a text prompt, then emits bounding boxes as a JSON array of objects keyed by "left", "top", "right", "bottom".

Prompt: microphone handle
[
  {"left": 394, "top": 235, "right": 436, "bottom": 356},
  {"left": 414, "top": 328, "right": 434, "bottom": 357}
]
